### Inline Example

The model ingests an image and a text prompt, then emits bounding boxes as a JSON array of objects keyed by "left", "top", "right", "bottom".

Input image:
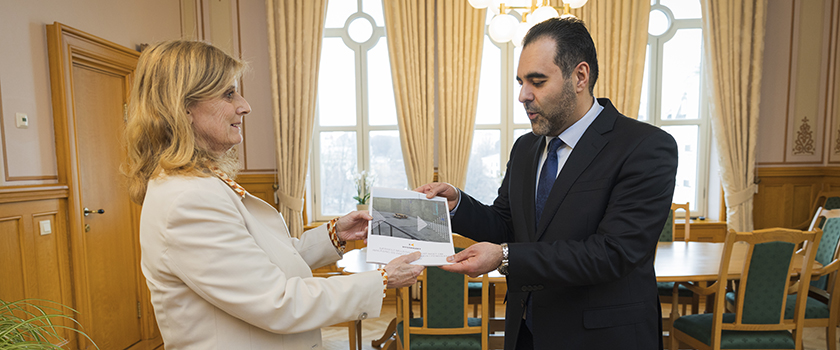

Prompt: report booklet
[{"left": 365, "top": 187, "right": 455, "bottom": 266}]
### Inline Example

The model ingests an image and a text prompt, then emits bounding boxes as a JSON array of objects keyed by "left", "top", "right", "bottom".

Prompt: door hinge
[
  {"left": 137, "top": 301, "right": 141, "bottom": 318},
  {"left": 124, "top": 103, "right": 128, "bottom": 123}
]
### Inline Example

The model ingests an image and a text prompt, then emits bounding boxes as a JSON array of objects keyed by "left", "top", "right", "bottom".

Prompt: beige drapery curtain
[
  {"left": 701, "top": 0, "right": 767, "bottom": 232},
  {"left": 554, "top": 0, "right": 650, "bottom": 119},
  {"left": 265, "top": 0, "right": 327, "bottom": 237},
  {"left": 436, "top": 3, "right": 486, "bottom": 188},
  {"left": 383, "top": 0, "right": 436, "bottom": 189}
]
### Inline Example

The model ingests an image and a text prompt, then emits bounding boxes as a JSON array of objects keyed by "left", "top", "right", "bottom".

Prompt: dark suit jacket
[{"left": 452, "top": 98, "right": 677, "bottom": 350}]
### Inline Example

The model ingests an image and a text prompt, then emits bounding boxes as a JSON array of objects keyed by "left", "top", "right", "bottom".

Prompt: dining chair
[
  {"left": 671, "top": 227, "right": 822, "bottom": 350},
  {"left": 659, "top": 203, "right": 690, "bottom": 243},
  {"left": 782, "top": 208, "right": 840, "bottom": 350},
  {"left": 454, "top": 234, "right": 492, "bottom": 318},
  {"left": 794, "top": 190, "right": 840, "bottom": 230},
  {"left": 394, "top": 236, "right": 491, "bottom": 350},
  {"left": 658, "top": 203, "right": 699, "bottom": 347}
]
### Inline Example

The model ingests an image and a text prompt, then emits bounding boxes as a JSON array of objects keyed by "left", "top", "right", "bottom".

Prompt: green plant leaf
[{"left": 0, "top": 299, "right": 99, "bottom": 350}]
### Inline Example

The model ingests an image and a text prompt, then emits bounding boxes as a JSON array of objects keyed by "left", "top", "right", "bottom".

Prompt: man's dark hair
[{"left": 522, "top": 17, "right": 598, "bottom": 95}]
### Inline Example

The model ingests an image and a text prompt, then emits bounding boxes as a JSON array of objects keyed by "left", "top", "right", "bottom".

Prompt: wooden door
[
  {"left": 72, "top": 64, "right": 142, "bottom": 349},
  {"left": 47, "top": 23, "right": 160, "bottom": 350}
]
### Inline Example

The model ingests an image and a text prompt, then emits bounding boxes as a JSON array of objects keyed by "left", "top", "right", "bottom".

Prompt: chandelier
[{"left": 468, "top": 0, "right": 589, "bottom": 46}]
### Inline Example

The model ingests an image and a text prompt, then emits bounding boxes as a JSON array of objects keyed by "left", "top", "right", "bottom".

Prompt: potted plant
[
  {"left": 350, "top": 170, "right": 374, "bottom": 211},
  {"left": 0, "top": 298, "right": 98, "bottom": 349}
]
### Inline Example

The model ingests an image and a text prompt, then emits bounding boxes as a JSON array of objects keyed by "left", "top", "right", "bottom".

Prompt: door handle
[{"left": 84, "top": 208, "right": 105, "bottom": 217}]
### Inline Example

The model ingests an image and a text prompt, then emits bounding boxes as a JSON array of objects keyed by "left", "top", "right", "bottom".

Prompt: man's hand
[
  {"left": 439, "top": 242, "right": 504, "bottom": 278},
  {"left": 384, "top": 252, "right": 425, "bottom": 289},
  {"left": 414, "top": 182, "right": 460, "bottom": 211},
  {"left": 335, "top": 211, "right": 373, "bottom": 242}
]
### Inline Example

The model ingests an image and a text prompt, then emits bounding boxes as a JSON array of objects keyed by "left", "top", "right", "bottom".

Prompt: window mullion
[
  {"left": 502, "top": 41, "right": 515, "bottom": 173},
  {"left": 653, "top": 36, "right": 666, "bottom": 126},
  {"left": 355, "top": 43, "right": 368, "bottom": 172}
]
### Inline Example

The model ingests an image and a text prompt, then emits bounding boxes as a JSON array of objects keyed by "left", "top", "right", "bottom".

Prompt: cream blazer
[{"left": 140, "top": 175, "right": 384, "bottom": 350}]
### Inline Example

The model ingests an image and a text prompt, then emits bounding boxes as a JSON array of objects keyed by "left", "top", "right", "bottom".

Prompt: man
[{"left": 416, "top": 18, "right": 677, "bottom": 350}]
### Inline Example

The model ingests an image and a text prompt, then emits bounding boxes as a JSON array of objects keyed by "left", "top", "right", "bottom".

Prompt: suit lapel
[{"left": 534, "top": 99, "right": 618, "bottom": 241}]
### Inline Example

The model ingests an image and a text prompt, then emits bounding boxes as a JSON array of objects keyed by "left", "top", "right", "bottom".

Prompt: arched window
[
  {"left": 464, "top": 10, "right": 530, "bottom": 205},
  {"left": 639, "top": 0, "right": 709, "bottom": 216},
  {"left": 311, "top": 0, "right": 408, "bottom": 221}
]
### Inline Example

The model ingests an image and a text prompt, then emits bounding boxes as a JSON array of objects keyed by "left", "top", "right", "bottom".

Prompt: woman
[{"left": 125, "top": 40, "right": 424, "bottom": 349}]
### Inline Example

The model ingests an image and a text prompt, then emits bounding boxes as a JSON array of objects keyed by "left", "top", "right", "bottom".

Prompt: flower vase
[{"left": 356, "top": 204, "right": 369, "bottom": 211}]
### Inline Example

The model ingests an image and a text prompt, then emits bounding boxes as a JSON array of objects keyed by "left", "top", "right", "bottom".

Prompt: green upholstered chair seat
[
  {"left": 397, "top": 317, "right": 483, "bottom": 350},
  {"left": 783, "top": 294, "right": 831, "bottom": 319},
  {"left": 657, "top": 281, "right": 694, "bottom": 297},
  {"left": 725, "top": 292, "right": 831, "bottom": 320},
  {"left": 673, "top": 313, "right": 795, "bottom": 349}
]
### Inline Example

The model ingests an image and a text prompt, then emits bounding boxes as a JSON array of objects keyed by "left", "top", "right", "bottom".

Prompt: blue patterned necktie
[{"left": 535, "top": 137, "right": 564, "bottom": 227}]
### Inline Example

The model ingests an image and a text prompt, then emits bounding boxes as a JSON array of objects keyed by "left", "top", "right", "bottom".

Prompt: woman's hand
[
  {"left": 335, "top": 210, "right": 373, "bottom": 242},
  {"left": 384, "top": 252, "right": 425, "bottom": 289}
]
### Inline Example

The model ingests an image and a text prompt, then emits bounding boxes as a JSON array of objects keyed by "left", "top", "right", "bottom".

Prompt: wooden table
[
  {"left": 336, "top": 248, "right": 380, "bottom": 274},
  {"left": 654, "top": 240, "right": 821, "bottom": 332},
  {"left": 655, "top": 241, "right": 739, "bottom": 326},
  {"left": 655, "top": 241, "right": 744, "bottom": 283}
]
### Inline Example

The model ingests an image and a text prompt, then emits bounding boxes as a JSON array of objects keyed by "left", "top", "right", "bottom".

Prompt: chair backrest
[
  {"left": 396, "top": 234, "right": 489, "bottom": 350},
  {"left": 808, "top": 208, "right": 840, "bottom": 291},
  {"left": 814, "top": 190, "right": 840, "bottom": 211},
  {"left": 807, "top": 191, "right": 840, "bottom": 228},
  {"left": 710, "top": 228, "right": 821, "bottom": 348},
  {"left": 659, "top": 202, "right": 690, "bottom": 242},
  {"left": 452, "top": 233, "right": 478, "bottom": 249}
]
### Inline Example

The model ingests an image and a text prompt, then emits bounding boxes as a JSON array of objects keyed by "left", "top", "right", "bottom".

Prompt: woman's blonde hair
[{"left": 124, "top": 40, "right": 245, "bottom": 204}]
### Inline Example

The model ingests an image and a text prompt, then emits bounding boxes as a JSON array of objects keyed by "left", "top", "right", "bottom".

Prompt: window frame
[
  {"left": 639, "top": 1, "right": 710, "bottom": 217},
  {"left": 465, "top": 11, "right": 531, "bottom": 205},
  {"left": 309, "top": 0, "right": 401, "bottom": 222}
]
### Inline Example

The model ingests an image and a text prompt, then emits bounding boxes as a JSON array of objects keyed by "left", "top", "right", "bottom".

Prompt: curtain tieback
[
  {"left": 276, "top": 190, "right": 304, "bottom": 212},
  {"left": 724, "top": 184, "right": 756, "bottom": 208}
]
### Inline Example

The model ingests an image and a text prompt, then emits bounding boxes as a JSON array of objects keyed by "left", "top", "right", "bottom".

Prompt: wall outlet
[
  {"left": 16, "top": 113, "right": 29, "bottom": 128},
  {"left": 39, "top": 220, "right": 52, "bottom": 235}
]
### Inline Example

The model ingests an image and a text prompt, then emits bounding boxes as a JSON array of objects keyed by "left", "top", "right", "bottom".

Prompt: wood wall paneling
[
  {"left": 0, "top": 214, "right": 26, "bottom": 300},
  {"left": 753, "top": 167, "right": 840, "bottom": 229},
  {"left": 237, "top": 173, "right": 279, "bottom": 210},
  {"left": 674, "top": 220, "right": 727, "bottom": 242},
  {"left": 0, "top": 198, "right": 75, "bottom": 346}
]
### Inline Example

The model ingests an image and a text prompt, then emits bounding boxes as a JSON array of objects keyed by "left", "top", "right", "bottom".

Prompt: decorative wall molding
[
  {"left": 793, "top": 116, "right": 815, "bottom": 154},
  {"left": 835, "top": 128, "right": 840, "bottom": 154},
  {"left": 0, "top": 185, "right": 68, "bottom": 204},
  {"left": 756, "top": 166, "right": 840, "bottom": 178}
]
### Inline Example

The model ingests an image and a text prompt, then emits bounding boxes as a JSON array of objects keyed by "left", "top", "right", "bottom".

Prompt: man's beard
[{"left": 526, "top": 80, "right": 577, "bottom": 136}]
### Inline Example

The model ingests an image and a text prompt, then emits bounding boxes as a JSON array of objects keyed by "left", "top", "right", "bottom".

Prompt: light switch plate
[
  {"left": 39, "top": 220, "right": 52, "bottom": 235},
  {"left": 16, "top": 113, "right": 29, "bottom": 128}
]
